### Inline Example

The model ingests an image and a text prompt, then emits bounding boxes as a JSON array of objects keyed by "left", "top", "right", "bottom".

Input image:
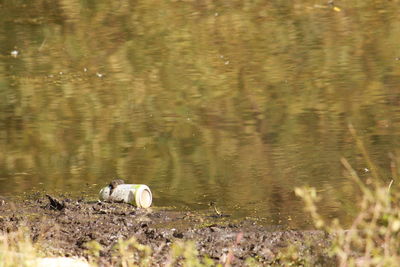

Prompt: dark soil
[{"left": 0, "top": 194, "right": 335, "bottom": 266}]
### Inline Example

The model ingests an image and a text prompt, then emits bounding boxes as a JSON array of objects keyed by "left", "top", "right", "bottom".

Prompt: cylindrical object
[{"left": 99, "top": 184, "right": 152, "bottom": 208}]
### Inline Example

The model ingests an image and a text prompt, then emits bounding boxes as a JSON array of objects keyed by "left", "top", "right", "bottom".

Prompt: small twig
[
  {"left": 387, "top": 179, "right": 394, "bottom": 193},
  {"left": 38, "top": 37, "right": 47, "bottom": 51},
  {"left": 389, "top": 152, "right": 398, "bottom": 182},
  {"left": 209, "top": 201, "right": 222, "bottom": 216},
  {"left": 348, "top": 123, "right": 379, "bottom": 181},
  {"left": 214, "top": 205, "right": 221, "bottom": 216},
  {"left": 340, "top": 157, "right": 371, "bottom": 198}
]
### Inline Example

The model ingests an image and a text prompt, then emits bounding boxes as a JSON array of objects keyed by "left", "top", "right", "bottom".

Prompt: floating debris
[
  {"left": 333, "top": 6, "right": 341, "bottom": 12},
  {"left": 11, "top": 50, "right": 18, "bottom": 58}
]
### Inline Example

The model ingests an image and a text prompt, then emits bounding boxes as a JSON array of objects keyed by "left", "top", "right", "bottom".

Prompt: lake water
[{"left": 1, "top": 0, "right": 400, "bottom": 228}]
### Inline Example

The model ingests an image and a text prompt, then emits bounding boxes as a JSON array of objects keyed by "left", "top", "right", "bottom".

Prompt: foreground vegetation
[
  {"left": 296, "top": 164, "right": 400, "bottom": 266},
  {"left": 295, "top": 126, "right": 400, "bottom": 267},
  {"left": 0, "top": 231, "right": 217, "bottom": 267}
]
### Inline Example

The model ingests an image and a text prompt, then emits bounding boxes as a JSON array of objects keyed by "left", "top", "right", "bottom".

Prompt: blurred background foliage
[{"left": 1, "top": 0, "right": 400, "bottom": 227}]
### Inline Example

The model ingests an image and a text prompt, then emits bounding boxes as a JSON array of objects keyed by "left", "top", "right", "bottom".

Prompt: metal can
[{"left": 99, "top": 184, "right": 152, "bottom": 208}]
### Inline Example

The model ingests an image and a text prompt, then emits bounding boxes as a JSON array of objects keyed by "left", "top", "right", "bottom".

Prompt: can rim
[{"left": 135, "top": 185, "right": 152, "bottom": 208}]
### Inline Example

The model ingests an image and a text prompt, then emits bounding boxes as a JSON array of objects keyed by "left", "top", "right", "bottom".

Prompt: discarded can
[{"left": 99, "top": 184, "right": 152, "bottom": 208}]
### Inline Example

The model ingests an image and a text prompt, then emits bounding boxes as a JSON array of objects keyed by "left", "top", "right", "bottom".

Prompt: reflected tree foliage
[{"left": 0, "top": 0, "right": 400, "bottom": 227}]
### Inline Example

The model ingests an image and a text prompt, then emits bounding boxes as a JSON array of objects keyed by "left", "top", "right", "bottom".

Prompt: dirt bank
[{"left": 0, "top": 194, "right": 334, "bottom": 266}]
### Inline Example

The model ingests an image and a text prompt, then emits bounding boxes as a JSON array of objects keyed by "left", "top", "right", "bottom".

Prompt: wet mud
[{"left": 0, "top": 194, "right": 335, "bottom": 266}]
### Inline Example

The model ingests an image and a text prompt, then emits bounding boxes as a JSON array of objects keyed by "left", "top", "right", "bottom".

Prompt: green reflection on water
[{"left": 1, "top": 0, "right": 400, "bottom": 228}]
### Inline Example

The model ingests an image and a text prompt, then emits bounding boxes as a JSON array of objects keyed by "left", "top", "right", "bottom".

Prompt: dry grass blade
[
  {"left": 340, "top": 157, "right": 372, "bottom": 199},
  {"left": 348, "top": 123, "right": 379, "bottom": 181},
  {"left": 389, "top": 152, "right": 398, "bottom": 182}
]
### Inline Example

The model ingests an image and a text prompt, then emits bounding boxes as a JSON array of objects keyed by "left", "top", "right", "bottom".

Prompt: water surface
[{"left": 1, "top": 0, "right": 400, "bottom": 228}]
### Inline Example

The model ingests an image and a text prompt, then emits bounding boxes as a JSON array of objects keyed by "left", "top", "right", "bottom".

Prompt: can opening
[{"left": 139, "top": 189, "right": 152, "bottom": 208}]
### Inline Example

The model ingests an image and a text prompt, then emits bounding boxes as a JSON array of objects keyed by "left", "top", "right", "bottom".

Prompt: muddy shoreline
[{"left": 0, "top": 194, "right": 334, "bottom": 266}]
